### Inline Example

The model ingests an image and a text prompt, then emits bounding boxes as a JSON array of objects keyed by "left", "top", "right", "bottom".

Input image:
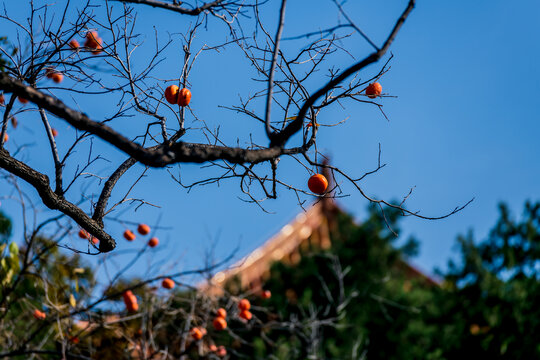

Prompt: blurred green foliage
[{"left": 224, "top": 201, "right": 540, "bottom": 359}]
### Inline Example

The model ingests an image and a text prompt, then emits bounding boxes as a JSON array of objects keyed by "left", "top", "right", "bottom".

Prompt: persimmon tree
[
  {"left": 0, "top": 209, "right": 354, "bottom": 359},
  {"left": 0, "top": 0, "right": 471, "bottom": 253}
]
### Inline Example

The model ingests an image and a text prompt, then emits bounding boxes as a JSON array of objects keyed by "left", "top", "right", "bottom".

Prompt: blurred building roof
[{"left": 204, "top": 197, "right": 438, "bottom": 295}]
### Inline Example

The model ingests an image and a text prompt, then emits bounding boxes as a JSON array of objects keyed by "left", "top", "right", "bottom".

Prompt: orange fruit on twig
[
  {"left": 365, "top": 82, "right": 382, "bottom": 99},
  {"left": 78, "top": 229, "right": 88, "bottom": 239},
  {"left": 33, "top": 309, "right": 46, "bottom": 320},
  {"left": 216, "top": 308, "right": 227, "bottom": 318},
  {"left": 123, "top": 230, "right": 136, "bottom": 241},
  {"left": 45, "top": 68, "right": 55, "bottom": 79},
  {"left": 261, "top": 290, "right": 271, "bottom": 299},
  {"left": 164, "top": 85, "right": 179, "bottom": 104},
  {"left": 190, "top": 327, "right": 204, "bottom": 340},
  {"left": 137, "top": 223, "right": 150, "bottom": 235},
  {"left": 239, "top": 309, "right": 252, "bottom": 321},
  {"left": 212, "top": 317, "right": 227, "bottom": 331},
  {"left": 52, "top": 72, "right": 63, "bottom": 84},
  {"left": 238, "top": 299, "right": 251, "bottom": 311},
  {"left": 308, "top": 174, "right": 328, "bottom": 195},
  {"left": 148, "top": 237, "right": 159, "bottom": 248},
  {"left": 177, "top": 88, "right": 191, "bottom": 107},
  {"left": 162, "top": 278, "right": 175, "bottom": 289},
  {"left": 123, "top": 290, "right": 139, "bottom": 312},
  {"left": 216, "top": 346, "right": 227, "bottom": 357},
  {"left": 69, "top": 39, "right": 80, "bottom": 50}
]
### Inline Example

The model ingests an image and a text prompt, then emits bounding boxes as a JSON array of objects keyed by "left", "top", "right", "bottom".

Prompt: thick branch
[
  {"left": 0, "top": 72, "right": 296, "bottom": 166},
  {"left": 0, "top": 148, "right": 116, "bottom": 252},
  {"left": 112, "top": 0, "right": 225, "bottom": 15}
]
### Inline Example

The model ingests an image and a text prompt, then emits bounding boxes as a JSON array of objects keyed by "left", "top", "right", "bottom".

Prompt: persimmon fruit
[
  {"left": 45, "top": 68, "right": 55, "bottom": 79},
  {"left": 239, "top": 309, "right": 252, "bottom": 321},
  {"left": 69, "top": 39, "right": 80, "bottom": 50},
  {"left": 91, "top": 42, "right": 103, "bottom": 55},
  {"left": 0, "top": 93, "right": 4, "bottom": 104},
  {"left": 190, "top": 327, "right": 204, "bottom": 340},
  {"left": 308, "top": 173, "right": 328, "bottom": 195},
  {"left": 148, "top": 237, "right": 159, "bottom": 248},
  {"left": 216, "top": 346, "right": 227, "bottom": 357},
  {"left": 123, "top": 230, "right": 136, "bottom": 241},
  {"left": 212, "top": 317, "right": 227, "bottom": 331},
  {"left": 19, "top": 97, "right": 28, "bottom": 104},
  {"left": 137, "top": 223, "right": 150, "bottom": 235},
  {"left": 365, "top": 82, "right": 382, "bottom": 99},
  {"left": 164, "top": 85, "right": 179, "bottom": 104},
  {"left": 52, "top": 72, "right": 63, "bottom": 84},
  {"left": 177, "top": 88, "right": 191, "bottom": 107},
  {"left": 84, "top": 31, "right": 103, "bottom": 54},
  {"left": 78, "top": 229, "right": 88, "bottom": 239},
  {"left": 123, "top": 290, "right": 139, "bottom": 313},
  {"left": 238, "top": 299, "right": 251, "bottom": 311},
  {"left": 33, "top": 309, "right": 46, "bottom": 320},
  {"left": 52, "top": 128, "right": 59, "bottom": 137},
  {"left": 216, "top": 308, "right": 227, "bottom": 318},
  {"left": 3, "top": 134, "right": 8, "bottom": 143},
  {"left": 162, "top": 278, "right": 175, "bottom": 289},
  {"left": 261, "top": 290, "right": 271, "bottom": 299}
]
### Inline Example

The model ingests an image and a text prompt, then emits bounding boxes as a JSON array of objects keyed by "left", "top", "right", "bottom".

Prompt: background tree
[
  {"left": 422, "top": 201, "right": 540, "bottom": 359},
  {"left": 223, "top": 201, "right": 540, "bottom": 359}
]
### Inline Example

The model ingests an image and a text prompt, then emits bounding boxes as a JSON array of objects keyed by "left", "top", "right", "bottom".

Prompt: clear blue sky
[{"left": 1, "top": 1, "right": 539, "bottom": 279}]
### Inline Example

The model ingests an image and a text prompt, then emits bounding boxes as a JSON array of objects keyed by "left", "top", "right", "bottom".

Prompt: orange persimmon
[
  {"left": 69, "top": 39, "right": 80, "bottom": 50},
  {"left": 365, "top": 82, "right": 382, "bottom": 99},
  {"left": 308, "top": 173, "right": 328, "bottom": 195},
  {"left": 216, "top": 346, "right": 227, "bottom": 357},
  {"left": 162, "top": 278, "right": 175, "bottom": 289},
  {"left": 123, "top": 230, "right": 136, "bottom": 241},
  {"left": 212, "top": 317, "right": 227, "bottom": 331},
  {"left": 148, "top": 237, "right": 159, "bottom": 248},
  {"left": 33, "top": 309, "right": 46, "bottom": 320},
  {"left": 239, "top": 309, "right": 252, "bottom": 321},
  {"left": 164, "top": 85, "right": 179, "bottom": 104},
  {"left": 177, "top": 88, "right": 191, "bottom": 107},
  {"left": 78, "top": 229, "right": 88, "bottom": 239},
  {"left": 238, "top": 299, "right": 250, "bottom": 311},
  {"left": 137, "top": 223, "right": 150, "bottom": 235},
  {"left": 261, "top": 290, "right": 271, "bottom": 299},
  {"left": 190, "top": 327, "right": 204, "bottom": 340},
  {"left": 123, "top": 290, "right": 139, "bottom": 313},
  {"left": 45, "top": 68, "right": 55, "bottom": 79},
  {"left": 216, "top": 308, "right": 227, "bottom": 318},
  {"left": 52, "top": 72, "right": 63, "bottom": 84}
]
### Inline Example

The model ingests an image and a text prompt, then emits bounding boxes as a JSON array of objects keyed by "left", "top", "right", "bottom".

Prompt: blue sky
[{"left": 1, "top": 0, "right": 539, "bottom": 280}]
